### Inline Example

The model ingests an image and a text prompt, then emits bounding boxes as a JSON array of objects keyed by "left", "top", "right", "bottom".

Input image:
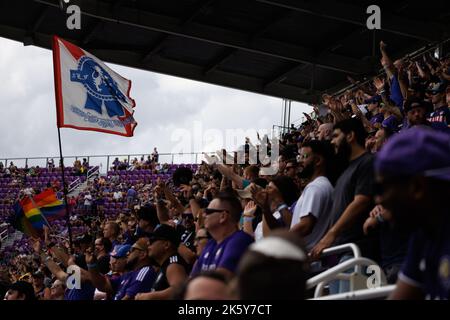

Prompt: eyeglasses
[
  {"left": 204, "top": 208, "right": 228, "bottom": 215},
  {"left": 194, "top": 236, "right": 209, "bottom": 241}
]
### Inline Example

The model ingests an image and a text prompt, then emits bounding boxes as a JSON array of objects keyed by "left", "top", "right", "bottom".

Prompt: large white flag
[{"left": 52, "top": 36, "right": 137, "bottom": 137}]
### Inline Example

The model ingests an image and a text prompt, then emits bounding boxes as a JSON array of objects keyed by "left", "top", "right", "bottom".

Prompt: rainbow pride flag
[
  {"left": 12, "top": 202, "right": 45, "bottom": 238},
  {"left": 33, "top": 188, "right": 66, "bottom": 221},
  {"left": 11, "top": 189, "right": 66, "bottom": 237}
]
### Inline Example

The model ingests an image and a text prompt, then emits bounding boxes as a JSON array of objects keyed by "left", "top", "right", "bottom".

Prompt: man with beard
[
  {"left": 86, "top": 238, "right": 157, "bottom": 300},
  {"left": 374, "top": 128, "right": 450, "bottom": 300},
  {"left": 290, "top": 140, "right": 334, "bottom": 251},
  {"left": 311, "top": 118, "right": 377, "bottom": 291},
  {"left": 401, "top": 97, "right": 450, "bottom": 133}
]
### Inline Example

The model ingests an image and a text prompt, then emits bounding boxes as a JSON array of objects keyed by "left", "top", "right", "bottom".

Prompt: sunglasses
[{"left": 204, "top": 208, "right": 228, "bottom": 215}]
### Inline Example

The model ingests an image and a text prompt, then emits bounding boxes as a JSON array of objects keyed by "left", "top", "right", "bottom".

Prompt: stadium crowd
[{"left": 0, "top": 41, "right": 449, "bottom": 300}]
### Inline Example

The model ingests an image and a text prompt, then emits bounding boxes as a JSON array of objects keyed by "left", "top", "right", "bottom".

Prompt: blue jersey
[
  {"left": 399, "top": 213, "right": 450, "bottom": 299},
  {"left": 65, "top": 282, "right": 95, "bottom": 300},
  {"left": 111, "top": 266, "right": 157, "bottom": 300}
]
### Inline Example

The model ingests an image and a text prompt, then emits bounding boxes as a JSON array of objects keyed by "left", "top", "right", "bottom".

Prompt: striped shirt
[{"left": 112, "top": 265, "right": 157, "bottom": 300}]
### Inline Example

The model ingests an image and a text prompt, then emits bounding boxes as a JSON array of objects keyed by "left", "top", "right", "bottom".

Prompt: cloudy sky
[{"left": 0, "top": 37, "right": 311, "bottom": 170}]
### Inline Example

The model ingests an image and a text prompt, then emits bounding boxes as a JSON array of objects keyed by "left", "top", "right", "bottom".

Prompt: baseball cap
[
  {"left": 111, "top": 244, "right": 131, "bottom": 259},
  {"left": 403, "top": 97, "right": 433, "bottom": 114},
  {"left": 427, "top": 81, "right": 447, "bottom": 95},
  {"left": 375, "top": 127, "right": 450, "bottom": 181},
  {"left": 149, "top": 224, "right": 180, "bottom": 247},
  {"left": 365, "top": 95, "right": 382, "bottom": 104},
  {"left": 236, "top": 185, "right": 253, "bottom": 200},
  {"left": 132, "top": 238, "right": 149, "bottom": 251},
  {"left": 74, "top": 234, "right": 92, "bottom": 245},
  {"left": 8, "top": 281, "right": 36, "bottom": 300},
  {"left": 32, "top": 271, "right": 44, "bottom": 279},
  {"left": 137, "top": 205, "right": 159, "bottom": 228}
]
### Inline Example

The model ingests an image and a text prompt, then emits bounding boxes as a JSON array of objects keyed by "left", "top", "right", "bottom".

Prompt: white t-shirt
[
  {"left": 290, "top": 176, "right": 334, "bottom": 251},
  {"left": 84, "top": 194, "right": 93, "bottom": 206},
  {"left": 113, "top": 191, "right": 122, "bottom": 200},
  {"left": 254, "top": 211, "right": 282, "bottom": 242}
]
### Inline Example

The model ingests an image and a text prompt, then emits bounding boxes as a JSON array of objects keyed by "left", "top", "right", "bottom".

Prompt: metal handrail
[
  {"left": 68, "top": 178, "right": 81, "bottom": 193},
  {"left": 87, "top": 166, "right": 99, "bottom": 179},
  {"left": 320, "top": 243, "right": 362, "bottom": 273},
  {"left": 306, "top": 257, "right": 387, "bottom": 290},
  {"left": 0, "top": 228, "right": 8, "bottom": 242},
  {"left": 310, "top": 285, "right": 396, "bottom": 300},
  {"left": 321, "top": 243, "right": 361, "bottom": 258}
]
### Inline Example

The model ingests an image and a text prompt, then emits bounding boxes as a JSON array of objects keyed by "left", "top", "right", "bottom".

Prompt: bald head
[
  {"left": 317, "top": 123, "right": 333, "bottom": 141},
  {"left": 185, "top": 275, "right": 229, "bottom": 300}
]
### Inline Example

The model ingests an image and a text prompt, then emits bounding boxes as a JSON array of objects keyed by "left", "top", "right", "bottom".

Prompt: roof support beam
[
  {"left": 141, "top": 0, "right": 217, "bottom": 63},
  {"left": 23, "top": 26, "right": 319, "bottom": 103},
  {"left": 34, "top": 0, "right": 372, "bottom": 75},
  {"left": 203, "top": 48, "right": 237, "bottom": 75},
  {"left": 203, "top": 10, "right": 292, "bottom": 75},
  {"left": 256, "top": 0, "right": 444, "bottom": 42}
]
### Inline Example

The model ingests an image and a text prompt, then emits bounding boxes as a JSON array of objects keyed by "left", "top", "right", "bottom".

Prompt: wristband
[
  {"left": 376, "top": 214, "right": 385, "bottom": 224},
  {"left": 276, "top": 204, "right": 288, "bottom": 212},
  {"left": 243, "top": 217, "right": 254, "bottom": 223}
]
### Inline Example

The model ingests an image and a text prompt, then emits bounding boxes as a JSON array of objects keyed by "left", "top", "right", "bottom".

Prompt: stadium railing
[
  {"left": 307, "top": 243, "right": 388, "bottom": 299},
  {"left": 310, "top": 285, "right": 396, "bottom": 300},
  {"left": 0, "top": 227, "right": 8, "bottom": 242},
  {"left": 1, "top": 152, "right": 215, "bottom": 175}
]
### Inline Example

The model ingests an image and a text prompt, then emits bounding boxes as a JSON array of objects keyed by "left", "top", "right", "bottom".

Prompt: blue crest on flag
[{"left": 70, "top": 56, "right": 128, "bottom": 118}]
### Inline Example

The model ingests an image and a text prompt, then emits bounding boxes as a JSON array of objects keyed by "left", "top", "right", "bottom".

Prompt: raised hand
[
  {"left": 84, "top": 247, "right": 96, "bottom": 265},
  {"left": 31, "top": 237, "right": 42, "bottom": 254},
  {"left": 243, "top": 201, "right": 257, "bottom": 217},
  {"left": 373, "top": 77, "right": 385, "bottom": 92}
]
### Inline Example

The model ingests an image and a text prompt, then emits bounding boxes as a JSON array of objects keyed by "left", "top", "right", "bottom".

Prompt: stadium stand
[{"left": 1, "top": 39, "right": 449, "bottom": 301}]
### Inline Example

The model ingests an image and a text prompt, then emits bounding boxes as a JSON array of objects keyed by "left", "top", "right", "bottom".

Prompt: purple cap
[{"left": 375, "top": 128, "right": 450, "bottom": 181}]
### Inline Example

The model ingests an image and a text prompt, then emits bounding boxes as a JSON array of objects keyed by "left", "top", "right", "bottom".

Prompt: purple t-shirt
[
  {"left": 111, "top": 266, "right": 156, "bottom": 300},
  {"left": 398, "top": 213, "right": 450, "bottom": 300},
  {"left": 369, "top": 113, "right": 384, "bottom": 126},
  {"left": 190, "top": 230, "right": 254, "bottom": 276}
]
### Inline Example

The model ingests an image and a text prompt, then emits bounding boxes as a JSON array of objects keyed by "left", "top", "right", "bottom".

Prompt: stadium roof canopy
[{"left": 1, "top": 0, "right": 449, "bottom": 103}]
